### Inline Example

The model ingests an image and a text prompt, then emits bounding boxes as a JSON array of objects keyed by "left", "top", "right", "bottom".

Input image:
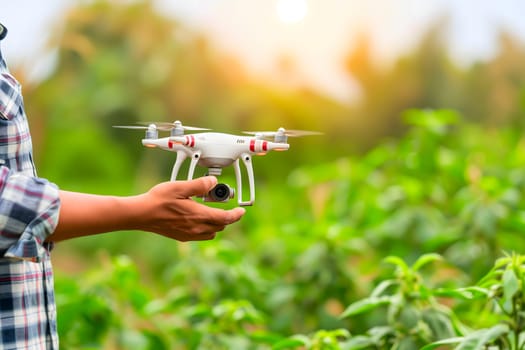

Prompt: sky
[{"left": 2, "top": 0, "right": 525, "bottom": 103}]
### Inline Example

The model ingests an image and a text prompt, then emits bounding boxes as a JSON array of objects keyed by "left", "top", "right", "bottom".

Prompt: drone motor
[{"left": 145, "top": 124, "right": 158, "bottom": 140}]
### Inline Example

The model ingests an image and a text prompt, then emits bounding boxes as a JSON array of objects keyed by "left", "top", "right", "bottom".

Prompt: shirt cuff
[{"left": 0, "top": 168, "right": 61, "bottom": 260}]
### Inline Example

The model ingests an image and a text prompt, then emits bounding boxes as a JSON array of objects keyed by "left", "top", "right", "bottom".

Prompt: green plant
[
  {"left": 424, "top": 253, "right": 525, "bottom": 350},
  {"left": 272, "top": 329, "right": 351, "bottom": 350},
  {"left": 338, "top": 254, "right": 461, "bottom": 349}
]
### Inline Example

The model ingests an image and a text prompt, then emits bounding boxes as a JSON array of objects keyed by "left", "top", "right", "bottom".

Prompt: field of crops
[{"left": 51, "top": 109, "right": 525, "bottom": 349}]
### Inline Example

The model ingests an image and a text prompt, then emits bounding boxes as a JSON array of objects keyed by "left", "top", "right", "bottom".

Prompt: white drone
[{"left": 115, "top": 120, "right": 321, "bottom": 206}]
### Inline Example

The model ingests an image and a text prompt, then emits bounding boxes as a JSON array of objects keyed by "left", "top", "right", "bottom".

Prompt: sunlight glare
[{"left": 276, "top": 0, "right": 308, "bottom": 24}]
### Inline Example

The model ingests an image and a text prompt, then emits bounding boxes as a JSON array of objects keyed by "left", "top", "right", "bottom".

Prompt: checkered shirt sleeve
[
  {"left": 0, "top": 167, "right": 60, "bottom": 260},
  {"left": 0, "top": 60, "right": 60, "bottom": 261}
]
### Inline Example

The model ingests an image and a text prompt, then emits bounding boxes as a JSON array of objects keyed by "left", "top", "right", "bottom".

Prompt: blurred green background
[{"left": 4, "top": 0, "right": 525, "bottom": 348}]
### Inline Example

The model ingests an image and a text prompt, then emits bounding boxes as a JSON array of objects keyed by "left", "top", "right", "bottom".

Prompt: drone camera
[{"left": 204, "top": 183, "right": 235, "bottom": 203}]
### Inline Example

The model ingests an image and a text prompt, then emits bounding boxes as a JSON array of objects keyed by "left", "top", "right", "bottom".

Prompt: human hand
[{"left": 137, "top": 176, "right": 246, "bottom": 241}]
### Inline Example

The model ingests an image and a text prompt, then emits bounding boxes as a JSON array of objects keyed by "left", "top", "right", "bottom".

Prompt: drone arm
[
  {"left": 234, "top": 153, "right": 255, "bottom": 206},
  {"left": 170, "top": 150, "right": 188, "bottom": 182}
]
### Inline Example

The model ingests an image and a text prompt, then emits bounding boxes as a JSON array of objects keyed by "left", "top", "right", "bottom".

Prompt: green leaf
[
  {"left": 421, "top": 309, "right": 456, "bottom": 339},
  {"left": 502, "top": 268, "right": 520, "bottom": 313},
  {"left": 455, "top": 324, "right": 509, "bottom": 350},
  {"left": 420, "top": 337, "right": 464, "bottom": 350},
  {"left": 398, "top": 304, "right": 420, "bottom": 329},
  {"left": 412, "top": 253, "right": 443, "bottom": 272},
  {"left": 384, "top": 256, "right": 409, "bottom": 274},
  {"left": 368, "top": 326, "right": 394, "bottom": 340},
  {"left": 394, "top": 336, "right": 420, "bottom": 350},
  {"left": 433, "top": 287, "right": 489, "bottom": 300},
  {"left": 502, "top": 268, "right": 520, "bottom": 300},
  {"left": 341, "top": 335, "right": 375, "bottom": 349},
  {"left": 370, "top": 279, "right": 398, "bottom": 298},
  {"left": 250, "top": 331, "right": 285, "bottom": 345},
  {"left": 340, "top": 297, "right": 391, "bottom": 319},
  {"left": 322, "top": 328, "right": 351, "bottom": 339},
  {"left": 477, "top": 269, "right": 504, "bottom": 288},
  {"left": 272, "top": 335, "right": 310, "bottom": 349},
  {"left": 494, "top": 256, "right": 512, "bottom": 270}
]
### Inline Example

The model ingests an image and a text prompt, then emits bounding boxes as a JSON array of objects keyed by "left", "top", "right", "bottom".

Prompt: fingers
[
  {"left": 178, "top": 204, "right": 245, "bottom": 240},
  {"left": 175, "top": 176, "right": 218, "bottom": 198},
  {"left": 174, "top": 215, "right": 228, "bottom": 241},
  {"left": 225, "top": 207, "right": 246, "bottom": 224},
  {"left": 179, "top": 232, "right": 217, "bottom": 242},
  {"left": 201, "top": 206, "right": 246, "bottom": 226}
]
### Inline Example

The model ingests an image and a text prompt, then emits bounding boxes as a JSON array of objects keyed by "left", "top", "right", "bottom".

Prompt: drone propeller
[
  {"left": 243, "top": 127, "right": 322, "bottom": 142},
  {"left": 113, "top": 123, "right": 160, "bottom": 140},
  {"left": 114, "top": 121, "right": 209, "bottom": 131},
  {"left": 114, "top": 120, "right": 210, "bottom": 138},
  {"left": 113, "top": 125, "right": 153, "bottom": 130},
  {"left": 139, "top": 120, "right": 210, "bottom": 131}
]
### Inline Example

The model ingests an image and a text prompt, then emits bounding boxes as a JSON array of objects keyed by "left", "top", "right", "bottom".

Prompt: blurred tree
[
  {"left": 343, "top": 18, "right": 525, "bottom": 144},
  {"left": 464, "top": 31, "right": 525, "bottom": 127},
  {"left": 343, "top": 20, "right": 462, "bottom": 147}
]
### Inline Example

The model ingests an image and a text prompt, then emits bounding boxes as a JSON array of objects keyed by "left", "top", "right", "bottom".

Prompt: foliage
[
  {"left": 54, "top": 251, "right": 525, "bottom": 349},
  {"left": 52, "top": 108, "right": 525, "bottom": 349},
  {"left": 337, "top": 254, "right": 458, "bottom": 349},
  {"left": 423, "top": 253, "right": 525, "bottom": 350},
  {"left": 10, "top": 0, "right": 525, "bottom": 348}
]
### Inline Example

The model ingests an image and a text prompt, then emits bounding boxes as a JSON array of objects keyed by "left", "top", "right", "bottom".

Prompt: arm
[{"left": 52, "top": 176, "right": 245, "bottom": 242}]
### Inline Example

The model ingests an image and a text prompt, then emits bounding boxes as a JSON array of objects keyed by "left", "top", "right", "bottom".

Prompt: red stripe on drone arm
[{"left": 250, "top": 139, "right": 256, "bottom": 152}]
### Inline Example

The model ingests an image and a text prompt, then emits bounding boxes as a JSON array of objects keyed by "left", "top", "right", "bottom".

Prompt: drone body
[
  {"left": 143, "top": 132, "right": 290, "bottom": 168},
  {"left": 115, "top": 121, "right": 319, "bottom": 206}
]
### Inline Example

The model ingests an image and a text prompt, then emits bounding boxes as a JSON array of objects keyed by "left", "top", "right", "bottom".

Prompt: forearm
[{"left": 51, "top": 190, "right": 144, "bottom": 241}]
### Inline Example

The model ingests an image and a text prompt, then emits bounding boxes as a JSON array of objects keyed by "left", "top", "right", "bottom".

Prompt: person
[{"left": 0, "top": 22, "right": 245, "bottom": 349}]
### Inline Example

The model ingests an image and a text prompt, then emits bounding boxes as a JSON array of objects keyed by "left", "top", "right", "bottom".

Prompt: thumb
[{"left": 176, "top": 176, "right": 218, "bottom": 198}]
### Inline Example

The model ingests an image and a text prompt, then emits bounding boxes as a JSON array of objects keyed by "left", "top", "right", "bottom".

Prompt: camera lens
[{"left": 209, "top": 183, "right": 233, "bottom": 202}]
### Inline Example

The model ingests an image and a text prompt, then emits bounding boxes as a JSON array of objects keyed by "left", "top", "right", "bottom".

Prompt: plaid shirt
[{"left": 0, "top": 24, "right": 61, "bottom": 350}]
